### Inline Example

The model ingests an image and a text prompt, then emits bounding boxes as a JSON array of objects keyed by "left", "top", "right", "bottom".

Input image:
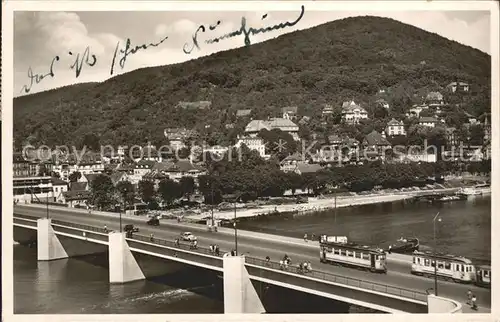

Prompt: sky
[{"left": 12, "top": 6, "right": 492, "bottom": 97}]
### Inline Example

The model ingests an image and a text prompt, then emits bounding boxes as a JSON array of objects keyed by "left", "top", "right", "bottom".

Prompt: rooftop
[
  {"left": 267, "top": 118, "right": 299, "bottom": 129},
  {"left": 176, "top": 101, "right": 212, "bottom": 109},
  {"left": 236, "top": 109, "right": 252, "bottom": 117},
  {"left": 363, "top": 130, "right": 390, "bottom": 146},
  {"left": 281, "top": 106, "right": 298, "bottom": 114},
  {"left": 426, "top": 91, "right": 443, "bottom": 101},
  {"left": 387, "top": 118, "right": 403, "bottom": 126},
  {"left": 245, "top": 120, "right": 271, "bottom": 133}
]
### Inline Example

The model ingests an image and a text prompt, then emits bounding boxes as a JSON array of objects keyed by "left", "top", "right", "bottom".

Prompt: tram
[
  {"left": 475, "top": 265, "right": 491, "bottom": 288},
  {"left": 320, "top": 240, "right": 387, "bottom": 273},
  {"left": 411, "top": 251, "right": 476, "bottom": 283}
]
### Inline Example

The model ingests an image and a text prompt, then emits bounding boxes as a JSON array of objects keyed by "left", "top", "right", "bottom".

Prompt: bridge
[{"left": 13, "top": 204, "right": 487, "bottom": 314}]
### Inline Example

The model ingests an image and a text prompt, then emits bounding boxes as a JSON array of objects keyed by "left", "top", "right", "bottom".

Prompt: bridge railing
[
  {"left": 51, "top": 219, "right": 108, "bottom": 234},
  {"left": 128, "top": 234, "right": 226, "bottom": 258},
  {"left": 14, "top": 213, "right": 39, "bottom": 221},
  {"left": 245, "top": 256, "right": 427, "bottom": 301}
]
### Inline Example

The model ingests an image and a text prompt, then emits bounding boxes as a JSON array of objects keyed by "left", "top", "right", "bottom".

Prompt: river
[{"left": 13, "top": 195, "right": 490, "bottom": 313}]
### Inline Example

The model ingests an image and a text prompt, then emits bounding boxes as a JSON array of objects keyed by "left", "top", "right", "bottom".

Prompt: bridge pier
[
  {"left": 37, "top": 218, "right": 69, "bottom": 261},
  {"left": 108, "top": 232, "right": 145, "bottom": 284},
  {"left": 223, "top": 255, "right": 265, "bottom": 314}
]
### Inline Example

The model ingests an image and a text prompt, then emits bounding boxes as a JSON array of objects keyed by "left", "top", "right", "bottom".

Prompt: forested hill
[{"left": 14, "top": 15, "right": 491, "bottom": 148}]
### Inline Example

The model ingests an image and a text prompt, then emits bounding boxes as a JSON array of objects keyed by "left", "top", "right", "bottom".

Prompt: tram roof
[
  {"left": 413, "top": 251, "right": 473, "bottom": 264},
  {"left": 320, "top": 241, "right": 384, "bottom": 253},
  {"left": 477, "top": 265, "right": 491, "bottom": 270}
]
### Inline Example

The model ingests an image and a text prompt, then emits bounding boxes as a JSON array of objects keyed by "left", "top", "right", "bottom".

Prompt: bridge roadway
[{"left": 13, "top": 205, "right": 491, "bottom": 311}]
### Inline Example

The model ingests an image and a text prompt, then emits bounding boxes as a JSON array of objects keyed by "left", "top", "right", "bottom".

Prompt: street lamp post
[
  {"left": 211, "top": 184, "right": 214, "bottom": 227},
  {"left": 46, "top": 189, "right": 50, "bottom": 219},
  {"left": 334, "top": 189, "right": 337, "bottom": 224},
  {"left": 234, "top": 200, "right": 238, "bottom": 255},
  {"left": 121, "top": 188, "right": 126, "bottom": 233},
  {"left": 433, "top": 212, "right": 441, "bottom": 296}
]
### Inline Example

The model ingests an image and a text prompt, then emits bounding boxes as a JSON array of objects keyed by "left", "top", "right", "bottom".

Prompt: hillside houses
[
  {"left": 322, "top": 104, "right": 335, "bottom": 116},
  {"left": 425, "top": 92, "right": 445, "bottom": 107},
  {"left": 419, "top": 116, "right": 440, "bottom": 128},
  {"left": 281, "top": 106, "right": 298, "bottom": 120},
  {"left": 244, "top": 118, "right": 300, "bottom": 141},
  {"left": 362, "top": 130, "right": 391, "bottom": 158},
  {"left": 375, "top": 98, "right": 390, "bottom": 109},
  {"left": 164, "top": 128, "right": 198, "bottom": 150},
  {"left": 385, "top": 119, "right": 406, "bottom": 136},
  {"left": 235, "top": 136, "right": 269, "bottom": 159},
  {"left": 341, "top": 101, "right": 368, "bottom": 124},
  {"left": 446, "top": 81, "right": 469, "bottom": 93}
]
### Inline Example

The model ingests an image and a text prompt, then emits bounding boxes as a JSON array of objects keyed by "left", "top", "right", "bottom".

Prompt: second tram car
[
  {"left": 320, "top": 241, "right": 387, "bottom": 273},
  {"left": 475, "top": 265, "right": 491, "bottom": 288},
  {"left": 411, "top": 251, "right": 476, "bottom": 283}
]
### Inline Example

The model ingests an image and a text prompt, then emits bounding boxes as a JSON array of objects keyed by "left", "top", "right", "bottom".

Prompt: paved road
[{"left": 13, "top": 205, "right": 491, "bottom": 311}]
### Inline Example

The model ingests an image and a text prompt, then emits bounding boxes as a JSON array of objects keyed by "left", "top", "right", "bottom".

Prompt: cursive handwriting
[
  {"left": 110, "top": 35, "right": 169, "bottom": 75},
  {"left": 183, "top": 5, "right": 305, "bottom": 54},
  {"left": 20, "top": 56, "right": 60, "bottom": 94},
  {"left": 69, "top": 46, "right": 97, "bottom": 78}
]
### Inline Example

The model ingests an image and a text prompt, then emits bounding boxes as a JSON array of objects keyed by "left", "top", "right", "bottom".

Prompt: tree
[
  {"left": 81, "top": 133, "right": 101, "bottom": 151},
  {"left": 116, "top": 180, "right": 135, "bottom": 206},
  {"left": 179, "top": 177, "right": 195, "bottom": 198},
  {"left": 258, "top": 128, "right": 298, "bottom": 160},
  {"left": 89, "top": 174, "right": 116, "bottom": 210},
  {"left": 158, "top": 179, "right": 182, "bottom": 205},
  {"left": 69, "top": 171, "right": 82, "bottom": 182},
  {"left": 138, "top": 180, "right": 155, "bottom": 203},
  {"left": 469, "top": 124, "right": 484, "bottom": 146}
]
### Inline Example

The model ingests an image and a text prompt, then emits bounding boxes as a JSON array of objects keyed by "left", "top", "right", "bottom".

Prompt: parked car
[
  {"left": 147, "top": 218, "right": 160, "bottom": 226},
  {"left": 124, "top": 224, "right": 139, "bottom": 233},
  {"left": 181, "top": 232, "right": 197, "bottom": 241}
]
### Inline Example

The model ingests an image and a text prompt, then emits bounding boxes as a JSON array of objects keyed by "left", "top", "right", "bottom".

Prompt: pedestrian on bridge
[
  {"left": 471, "top": 295, "right": 477, "bottom": 310},
  {"left": 311, "top": 233, "right": 315, "bottom": 241},
  {"left": 150, "top": 233, "right": 154, "bottom": 242},
  {"left": 215, "top": 245, "right": 220, "bottom": 256},
  {"left": 304, "top": 233, "right": 308, "bottom": 242},
  {"left": 467, "top": 289, "right": 472, "bottom": 305}
]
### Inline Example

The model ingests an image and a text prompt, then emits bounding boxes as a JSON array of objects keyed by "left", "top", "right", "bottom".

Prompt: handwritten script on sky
[{"left": 20, "top": 6, "right": 305, "bottom": 94}]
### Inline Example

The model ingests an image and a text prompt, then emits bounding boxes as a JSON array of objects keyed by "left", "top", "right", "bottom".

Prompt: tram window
[
  {"left": 484, "top": 270, "right": 490, "bottom": 277},
  {"left": 355, "top": 252, "right": 361, "bottom": 259},
  {"left": 417, "top": 258, "right": 421, "bottom": 264},
  {"left": 438, "top": 262, "right": 444, "bottom": 269},
  {"left": 340, "top": 250, "right": 346, "bottom": 256},
  {"left": 346, "top": 251, "right": 352, "bottom": 257},
  {"left": 445, "top": 263, "right": 451, "bottom": 270},
  {"left": 424, "top": 259, "right": 430, "bottom": 266},
  {"left": 413, "top": 257, "right": 416, "bottom": 264},
  {"left": 362, "top": 254, "right": 369, "bottom": 260},
  {"left": 334, "top": 249, "right": 340, "bottom": 255},
  {"left": 431, "top": 260, "right": 435, "bottom": 267}
]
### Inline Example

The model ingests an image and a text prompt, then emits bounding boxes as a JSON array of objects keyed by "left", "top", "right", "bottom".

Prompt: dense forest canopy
[{"left": 13, "top": 15, "right": 491, "bottom": 149}]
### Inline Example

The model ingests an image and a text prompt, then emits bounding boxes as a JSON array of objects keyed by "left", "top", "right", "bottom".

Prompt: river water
[{"left": 13, "top": 195, "right": 490, "bottom": 314}]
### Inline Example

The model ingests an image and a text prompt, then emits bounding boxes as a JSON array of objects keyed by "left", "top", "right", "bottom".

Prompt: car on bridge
[
  {"left": 124, "top": 224, "right": 139, "bottom": 233},
  {"left": 181, "top": 232, "right": 197, "bottom": 241},
  {"left": 147, "top": 218, "right": 160, "bottom": 226}
]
